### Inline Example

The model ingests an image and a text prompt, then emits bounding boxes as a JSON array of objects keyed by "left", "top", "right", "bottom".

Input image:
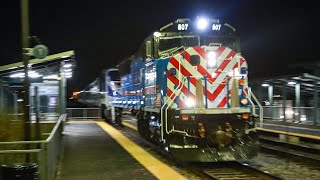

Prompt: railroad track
[
  {"left": 258, "top": 135, "right": 320, "bottom": 162},
  {"left": 121, "top": 116, "right": 282, "bottom": 179},
  {"left": 189, "top": 161, "right": 282, "bottom": 180}
]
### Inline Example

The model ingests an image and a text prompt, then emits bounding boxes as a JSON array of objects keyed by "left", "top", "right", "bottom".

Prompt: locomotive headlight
[
  {"left": 196, "top": 18, "right": 209, "bottom": 30},
  {"left": 240, "top": 98, "right": 249, "bottom": 106},
  {"left": 207, "top": 51, "right": 217, "bottom": 67},
  {"left": 153, "top": 32, "right": 161, "bottom": 37},
  {"left": 186, "top": 98, "right": 195, "bottom": 107}
]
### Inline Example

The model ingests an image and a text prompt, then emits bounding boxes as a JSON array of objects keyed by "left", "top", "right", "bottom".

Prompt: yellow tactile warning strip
[
  {"left": 96, "top": 121, "right": 187, "bottom": 180},
  {"left": 257, "top": 127, "right": 320, "bottom": 140},
  {"left": 122, "top": 120, "right": 138, "bottom": 131}
]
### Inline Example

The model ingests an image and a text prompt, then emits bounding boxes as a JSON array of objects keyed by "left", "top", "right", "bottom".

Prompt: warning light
[{"left": 238, "top": 79, "right": 245, "bottom": 86}]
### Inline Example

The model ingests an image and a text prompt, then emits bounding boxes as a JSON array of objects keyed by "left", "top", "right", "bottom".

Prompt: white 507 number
[
  {"left": 212, "top": 24, "right": 221, "bottom": 31},
  {"left": 178, "top": 23, "right": 188, "bottom": 31}
]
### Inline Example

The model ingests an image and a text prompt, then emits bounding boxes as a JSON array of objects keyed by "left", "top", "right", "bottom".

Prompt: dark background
[{"left": 0, "top": 0, "right": 319, "bottom": 97}]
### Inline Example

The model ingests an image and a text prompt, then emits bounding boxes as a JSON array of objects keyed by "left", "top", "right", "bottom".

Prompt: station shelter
[{"left": 0, "top": 50, "right": 75, "bottom": 120}]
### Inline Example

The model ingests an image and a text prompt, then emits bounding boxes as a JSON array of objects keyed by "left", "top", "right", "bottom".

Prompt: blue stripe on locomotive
[
  {"left": 131, "top": 59, "right": 145, "bottom": 108},
  {"left": 117, "top": 59, "right": 145, "bottom": 108},
  {"left": 116, "top": 58, "right": 170, "bottom": 109},
  {"left": 144, "top": 58, "right": 169, "bottom": 108},
  {"left": 155, "top": 58, "right": 169, "bottom": 106}
]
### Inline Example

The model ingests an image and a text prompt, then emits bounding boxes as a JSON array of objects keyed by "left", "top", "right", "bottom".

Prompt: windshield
[
  {"left": 158, "top": 35, "right": 240, "bottom": 54},
  {"left": 201, "top": 36, "right": 240, "bottom": 52},
  {"left": 107, "top": 70, "right": 120, "bottom": 81},
  {"left": 158, "top": 36, "right": 199, "bottom": 52}
]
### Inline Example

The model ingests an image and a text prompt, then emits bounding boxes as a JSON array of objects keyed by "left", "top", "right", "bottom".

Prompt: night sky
[{"left": 0, "top": 0, "right": 319, "bottom": 95}]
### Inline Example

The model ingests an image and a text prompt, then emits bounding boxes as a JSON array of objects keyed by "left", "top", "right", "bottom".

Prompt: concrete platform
[
  {"left": 56, "top": 120, "right": 186, "bottom": 180},
  {"left": 258, "top": 119, "right": 320, "bottom": 139}
]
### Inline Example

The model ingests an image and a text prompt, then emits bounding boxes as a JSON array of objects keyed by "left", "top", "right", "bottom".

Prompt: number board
[{"left": 174, "top": 23, "right": 222, "bottom": 32}]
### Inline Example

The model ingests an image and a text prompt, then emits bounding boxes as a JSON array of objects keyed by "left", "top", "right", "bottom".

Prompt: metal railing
[
  {"left": 66, "top": 108, "right": 101, "bottom": 119},
  {"left": 0, "top": 114, "right": 66, "bottom": 180}
]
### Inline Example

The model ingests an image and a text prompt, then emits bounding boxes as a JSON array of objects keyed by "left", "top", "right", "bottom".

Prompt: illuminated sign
[
  {"left": 178, "top": 23, "right": 189, "bottom": 31},
  {"left": 212, "top": 24, "right": 221, "bottom": 31},
  {"left": 176, "top": 23, "right": 222, "bottom": 31}
]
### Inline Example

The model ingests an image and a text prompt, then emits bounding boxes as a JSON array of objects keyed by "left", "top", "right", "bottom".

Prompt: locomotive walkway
[{"left": 56, "top": 120, "right": 186, "bottom": 180}]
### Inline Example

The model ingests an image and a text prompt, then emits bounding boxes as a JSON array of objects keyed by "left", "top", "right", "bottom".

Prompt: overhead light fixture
[
  {"left": 63, "top": 68, "right": 72, "bottom": 72},
  {"left": 288, "top": 81, "right": 296, "bottom": 85},
  {"left": 261, "top": 83, "right": 269, "bottom": 87},
  {"left": 63, "top": 64, "right": 72, "bottom": 68},
  {"left": 43, "top": 74, "right": 58, "bottom": 80},
  {"left": 10, "top": 72, "right": 24, "bottom": 78},
  {"left": 10, "top": 71, "right": 42, "bottom": 78}
]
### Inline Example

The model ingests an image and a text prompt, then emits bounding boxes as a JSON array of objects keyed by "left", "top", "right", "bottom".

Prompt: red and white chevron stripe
[{"left": 166, "top": 46, "right": 247, "bottom": 108}]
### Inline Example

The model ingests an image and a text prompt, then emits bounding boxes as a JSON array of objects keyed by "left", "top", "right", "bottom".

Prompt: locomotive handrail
[
  {"left": 162, "top": 75, "right": 207, "bottom": 139},
  {"left": 243, "top": 89, "right": 256, "bottom": 115},
  {"left": 161, "top": 55, "right": 184, "bottom": 140},
  {"left": 170, "top": 46, "right": 185, "bottom": 56},
  {"left": 249, "top": 88, "right": 263, "bottom": 128},
  {"left": 244, "top": 87, "right": 263, "bottom": 128},
  {"left": 159, "top": 46, "right": 185, "bottom": 58}
]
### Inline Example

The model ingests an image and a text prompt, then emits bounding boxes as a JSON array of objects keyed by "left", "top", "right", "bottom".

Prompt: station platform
[
  {"left": 258, "top": 119, "right": 320, "bottom": 139},
  {"left": 56, "top": 120, "right": 187, "bottom": 180}
]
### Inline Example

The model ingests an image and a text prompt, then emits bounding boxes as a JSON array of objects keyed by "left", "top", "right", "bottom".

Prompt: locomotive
[{"left": 80, "top": 18, "right": 262, "bottom": 162}]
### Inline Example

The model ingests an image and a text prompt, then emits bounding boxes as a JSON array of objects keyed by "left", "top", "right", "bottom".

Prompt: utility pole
[{"left": 21, "top": 0, "right": 31, "bottom": 161}]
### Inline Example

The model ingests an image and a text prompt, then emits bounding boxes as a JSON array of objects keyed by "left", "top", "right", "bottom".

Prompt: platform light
[
  {"left": 63, "top": 68, "right": 72, "bottom": 72},
  {"left": 196, "top": 17, "right": 209, "bottom": 30},
  {"left": 10, "top": 71, "right": 42, "bottom": 78},
  {"left": 261, "top": 83, "right": 269, "bottom": 87},
  {"left": 288, "top": 81, "right": 296, "bottom": 85},
  {"left": 285, "top": 110, "right": 294, "bottom": 115},
  {"left": 300, "top": 115, "right": 307, "bottom": 121},
  {"left": 63, "top": 63, "right": 72, "bottom": 68},
  {"left": 43, "top": 74, "right": 58, "bottom": 80},
  {"left": 29, "top": 73, "right": 42, "bottom": 78},
  {"left": 10, "top": 72, "right": 24, "bottom": 78},
  {"left": 64, "top": 72, "right": 72, "bottom": 76}
]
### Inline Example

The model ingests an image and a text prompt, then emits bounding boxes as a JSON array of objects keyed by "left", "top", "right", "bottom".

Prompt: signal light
[
  {"left": 241, "top": 113, "right": 250, "bottom": 120},
  {"left": 238, "top": 79, "right": 245, "bottom": 86},
  {"left": 240, "top": 98, "right": 249, "bottom": 106},
  {"left": 181, "top": 115, "right": 189, "bottom": 121}
]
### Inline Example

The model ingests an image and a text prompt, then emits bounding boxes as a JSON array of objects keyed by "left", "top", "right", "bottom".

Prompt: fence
[
  {"left": 0, "top": 114, "right": 66, "bottom": 180},
  {"left": 66, "top": 108, "right": 101, "bottom": 119}
]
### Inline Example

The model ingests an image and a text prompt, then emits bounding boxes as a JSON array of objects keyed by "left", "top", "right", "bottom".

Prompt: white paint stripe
[
  {"left": 208, "top": 88, "right": 227, "bottom": 107},
  {"left": 208, "top": 55, "right": 238, "bottom": 94}
]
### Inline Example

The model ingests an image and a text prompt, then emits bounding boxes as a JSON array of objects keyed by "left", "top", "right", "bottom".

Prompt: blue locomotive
[{"left": 81, "top": 18, "right": 262, "bottom": 162}]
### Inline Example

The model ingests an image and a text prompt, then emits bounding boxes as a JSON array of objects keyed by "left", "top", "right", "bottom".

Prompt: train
[{"left": 78, "top": 17, "right": 262, "bottom": 162}]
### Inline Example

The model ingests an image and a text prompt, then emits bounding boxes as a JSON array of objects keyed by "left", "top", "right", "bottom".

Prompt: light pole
[{"left": 21, "top": 0, "right": 31, "bottom": 161}]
